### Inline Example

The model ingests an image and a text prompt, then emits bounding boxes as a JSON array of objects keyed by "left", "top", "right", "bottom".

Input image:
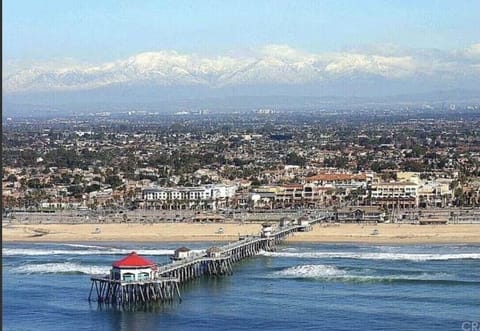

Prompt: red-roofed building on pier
[{"left": 111, "top": 251, "right": 157, "bottom": 282}]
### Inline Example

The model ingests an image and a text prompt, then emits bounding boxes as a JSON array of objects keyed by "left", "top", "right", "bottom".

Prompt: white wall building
[
  {"left": 142, "top": 184, "right": 237, "bottom": 210},
  {"left": 370, "top": 181, "right": 418, "bottom": 208}
]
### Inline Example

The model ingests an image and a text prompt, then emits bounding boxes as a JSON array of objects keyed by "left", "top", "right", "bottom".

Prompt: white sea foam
[
  {"left": 55, "top": 243, "right": 111, "bottom": 250},
  {"left": 341, "top": 272, "right": 457, "bottom": 283},
  {"left": 260, "top": 251, "right": 480, "bottom": 261},
  {"left": 13, "top": 262, "right": 111, "bottom": 275},
  {"left": 274, "top": 264, "right": 346, "bottom": 278},
  {"left": 282, "top": 247, "right": 300, "bottom": 252},
  {"left": 273, "top": 265, "right": 461, "bottom": 283}
]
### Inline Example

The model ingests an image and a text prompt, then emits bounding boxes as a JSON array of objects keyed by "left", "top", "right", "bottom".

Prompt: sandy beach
[{"left": 3, "top": 222, "right": 480, "bottom": 244}]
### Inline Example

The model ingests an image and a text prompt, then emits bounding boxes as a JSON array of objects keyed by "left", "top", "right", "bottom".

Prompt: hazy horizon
[{"left": 3, "top": 1, "right": 480, "bottom": 109}]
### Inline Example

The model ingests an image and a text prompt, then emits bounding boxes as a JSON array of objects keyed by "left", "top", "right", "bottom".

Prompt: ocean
[{"left": 3, "top": 242, "right": 480, "bottom": 331}]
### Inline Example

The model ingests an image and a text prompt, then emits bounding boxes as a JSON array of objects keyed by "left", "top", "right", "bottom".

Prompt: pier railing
[{"left": 89, "top": 214, "right": 329, "bottom": 306}]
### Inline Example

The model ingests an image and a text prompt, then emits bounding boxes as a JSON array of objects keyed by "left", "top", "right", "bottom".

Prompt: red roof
[{"left": 112, "top": 251, "right": 156, "bottom": 268}]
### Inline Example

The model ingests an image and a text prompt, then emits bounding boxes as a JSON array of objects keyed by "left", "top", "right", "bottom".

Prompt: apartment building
[
  {"left": 142, "top": 184, "right": 237, "bottom": 210},
  {"left": 370, "top": 182, "right": 418, "bottom": 208}
]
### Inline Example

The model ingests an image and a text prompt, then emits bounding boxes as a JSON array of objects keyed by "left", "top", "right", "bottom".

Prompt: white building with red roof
[{"left": 110, "top": 251, "right": 157, "bottom": 282}]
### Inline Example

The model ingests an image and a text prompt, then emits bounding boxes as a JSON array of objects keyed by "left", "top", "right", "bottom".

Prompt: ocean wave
[
  {"left": 260, "top": 251, "right": 480, "bottom": 261},
  {"left": 12, "top": 262, "right": 111, "bottom": 275},
  {"left": 51, "top": 243, "right": 111, "bottom": 250},
  {"left": 274, "top": 264, "right": 346, "bottom": 278},
  {"left": 273, "top": 264, "right": 477, "bottom": 284}
]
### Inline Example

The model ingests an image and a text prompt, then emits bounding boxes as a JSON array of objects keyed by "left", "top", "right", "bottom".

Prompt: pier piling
[{"left": 89, "top": 214, "right": 329, "bottom": 306}]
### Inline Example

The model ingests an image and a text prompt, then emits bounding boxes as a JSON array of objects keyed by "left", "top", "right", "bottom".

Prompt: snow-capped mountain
[{"left": 3, "top": 44, "right": 479, "bottom": 96}]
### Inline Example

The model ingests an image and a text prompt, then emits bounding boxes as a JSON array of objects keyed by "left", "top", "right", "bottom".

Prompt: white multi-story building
[
  {"left": 142, "top": 184, "right": 237, "bottom": 210},
  {"left": 417, "top": 182, "right": 453, "bottom": 208},
  {"left": 306, "top": 172, "right": 371, "bottom": 189},
  {"left": 370, "top": 181, "right": 418, "bottom": 208}
]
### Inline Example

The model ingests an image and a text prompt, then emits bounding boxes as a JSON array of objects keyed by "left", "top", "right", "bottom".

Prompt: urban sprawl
[{"left": 3, "top": 105, "right": 480, "bottom": 224}]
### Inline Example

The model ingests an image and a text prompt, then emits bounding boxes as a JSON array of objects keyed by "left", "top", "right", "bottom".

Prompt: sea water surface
[{"left": 3, "top": 242, "right": 480, "bottom": 331}]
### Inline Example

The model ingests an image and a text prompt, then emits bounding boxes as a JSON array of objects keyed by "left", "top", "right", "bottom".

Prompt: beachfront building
[
  {"left": 396, "top": 172, "right": 421, "bottom": 185},
  {"left": 305, "top": 172, "right": 371, "bottom": 189},
  {"left": 231, "top": 191, "right": 252, "bottom": 209},
  {"left": 110, "top": 251, "right": 157, "bottom": 282},
  {"left": 274, "top": 184, "right": 326, "bottom": 208},
  {"left": 370, "top": 181, "right": 418, "bottom": 209},
  {"left": 305, "top": 172, "right": 372, "bottom": 207},
  {"left": 245, "top": 186, "right": 278, "bottom": 209},
  {"left": 461, "top": 182, "right": 480, "bottom": 206},
  {"left": 417, "top": 182, "right": 453, "bottom": 208},
  {"left": 274, "top": 184, "right": 303, "bottom": 207},
  {"left": 301, "top": 183, "right": 327, "bottom": 207},
  {"left": 336, "top": 207, "right": 385, "bottom": 223},
  {"left": 250, "top": 184, "right": 328, "bottom": 209},
  {"left": 250, "top": 191, "right": 276, "bottom": 209},
  {"left": 141, "top": 184, "right": 237, "bottom": 210}
]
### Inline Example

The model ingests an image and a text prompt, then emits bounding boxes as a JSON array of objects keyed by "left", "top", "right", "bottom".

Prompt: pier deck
[{"left": 89, "top": 214, "right": 330, "bottom": 305}]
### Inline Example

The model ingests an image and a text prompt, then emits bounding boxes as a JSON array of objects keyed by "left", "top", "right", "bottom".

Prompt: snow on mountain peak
[{"left": 3, "top": 44, "right": 479, "bottom": 93}]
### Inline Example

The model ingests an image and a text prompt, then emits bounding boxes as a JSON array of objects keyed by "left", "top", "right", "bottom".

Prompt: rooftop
[{"left": 112, "top": 251, "right": 156, "bottom": 268}]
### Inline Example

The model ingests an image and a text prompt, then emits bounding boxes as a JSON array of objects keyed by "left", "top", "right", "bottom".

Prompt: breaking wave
[
  {"left": 12, "top": 262, "right": 111, "bottom": 275},
  {"left": 260, "top": 251, "right": 480, "bottom": 261},
  {"left": 273, "top": 264, "right": 478, "bottom": 284},
  {"left": 54, "top": 243, "right": 111, "bottom": 250},
  {"left": 274, "top": 264, "right": 346, "bottom": 278}
]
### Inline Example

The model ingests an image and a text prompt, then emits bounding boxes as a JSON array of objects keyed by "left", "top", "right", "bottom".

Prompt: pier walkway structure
[{"left": 89, "top": 212, "right": 331, "bottom": 305}]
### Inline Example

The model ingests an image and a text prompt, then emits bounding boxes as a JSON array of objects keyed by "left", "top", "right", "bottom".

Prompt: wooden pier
[
  {"left": 89, "top": 276, "right": 181, "bottom": 304},
  {"left": 89, "top": 212, "right": 330, "bottom": 306}
]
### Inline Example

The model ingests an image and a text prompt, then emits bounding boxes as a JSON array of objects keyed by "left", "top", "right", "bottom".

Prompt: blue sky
[
  {"left": 4, "top": 0, "right": 480, "bottom": 63},
  {"left": 3, "top": 0, "right": 480, "bottom": 99}
]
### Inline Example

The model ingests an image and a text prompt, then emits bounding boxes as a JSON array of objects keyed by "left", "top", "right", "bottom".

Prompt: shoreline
[{"left": 3, "top": 223, "right": 480, "bottom": 244}]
